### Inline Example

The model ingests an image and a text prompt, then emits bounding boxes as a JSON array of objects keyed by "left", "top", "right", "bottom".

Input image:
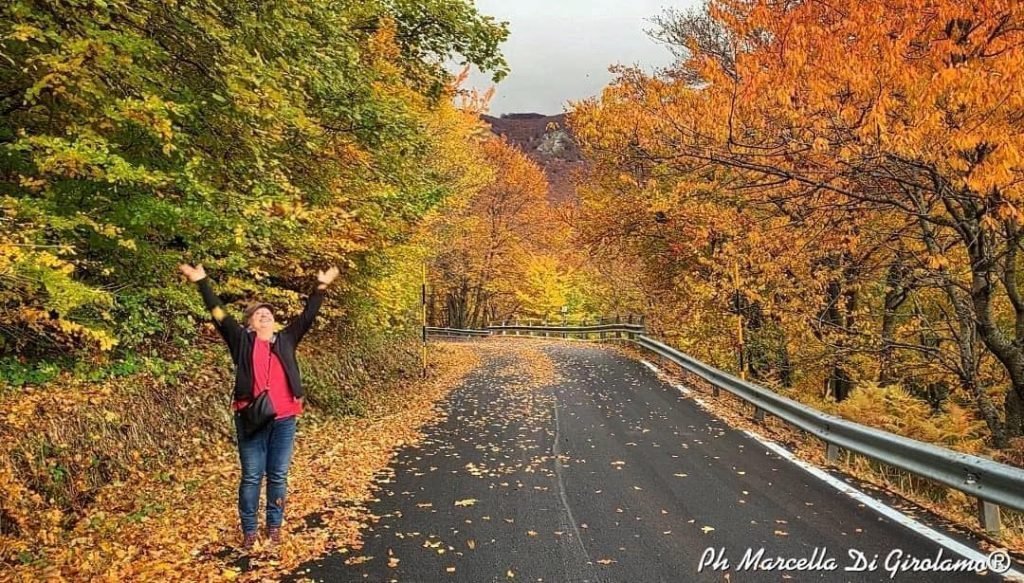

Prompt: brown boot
[
  {"left": 267, "top": 526, "right": 282, "bottom": 545},
  {"left": 241, "top": 531, "right": 258, "bottom": 551}
]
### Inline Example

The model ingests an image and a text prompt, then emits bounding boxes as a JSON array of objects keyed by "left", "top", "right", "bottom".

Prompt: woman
[{"left": 178, "top": 263, "right": 339, "bottom": 550}]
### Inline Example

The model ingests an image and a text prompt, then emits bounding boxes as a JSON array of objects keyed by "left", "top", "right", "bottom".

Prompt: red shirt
[{"left": 232, "top": 336, "right": 303, "bottom": 419}]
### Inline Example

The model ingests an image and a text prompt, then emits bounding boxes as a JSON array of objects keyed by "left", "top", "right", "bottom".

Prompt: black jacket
[{"left": 196, "top": 277, "right": 324, "bottom": 401}]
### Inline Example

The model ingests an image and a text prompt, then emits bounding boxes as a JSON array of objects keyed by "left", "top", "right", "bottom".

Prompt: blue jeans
[{"left": 234, "top": 415, "right": 298, "bottom": 534}]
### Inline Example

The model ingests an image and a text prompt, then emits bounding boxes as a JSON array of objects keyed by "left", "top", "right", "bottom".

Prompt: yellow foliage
[{"left": 831, "top": 384, "right": 987, "bottom": 454}]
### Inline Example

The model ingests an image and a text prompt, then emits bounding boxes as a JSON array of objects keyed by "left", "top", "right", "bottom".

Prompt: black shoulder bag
[{"left": 238, "top": 338, "right": 277, "bottom": 437}]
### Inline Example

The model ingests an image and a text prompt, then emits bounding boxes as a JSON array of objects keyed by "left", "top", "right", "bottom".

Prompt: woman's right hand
[{"left": 178, "top": 263, "right": 207, "bottom": 283}]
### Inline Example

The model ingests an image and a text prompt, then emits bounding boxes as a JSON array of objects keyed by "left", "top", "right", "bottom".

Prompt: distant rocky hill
[{"left": 480, "top": 113, "right": 582, "bottom": 204}]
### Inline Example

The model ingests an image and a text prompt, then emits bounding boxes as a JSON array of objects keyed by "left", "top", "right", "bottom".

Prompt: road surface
[{"left": 288, "top": 339, "right": 1016, "bottom": 582}]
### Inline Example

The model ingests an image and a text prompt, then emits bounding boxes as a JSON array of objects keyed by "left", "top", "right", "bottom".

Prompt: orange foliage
[
  {"left": 570, "top": 0, "right": 1024, "bottom": 447},
  {"left": 426, "top": 136, "right": 578, "bottom": 327}
]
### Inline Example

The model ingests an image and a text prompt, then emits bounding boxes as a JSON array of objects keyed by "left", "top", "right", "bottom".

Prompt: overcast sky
[{"left": 464, "top": 0, "right": 694, "bottom": 116}]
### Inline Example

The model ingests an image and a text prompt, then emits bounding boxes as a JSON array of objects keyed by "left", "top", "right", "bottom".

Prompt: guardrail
[
  {"left": 425, "top": 322, "right": 1024, "bottom": 536},
  {"left": 488, "top": 322, "right": 645, "bottom": 337},
  {"left": 424, "top": 327, "right": 492, "bottom": 338}
]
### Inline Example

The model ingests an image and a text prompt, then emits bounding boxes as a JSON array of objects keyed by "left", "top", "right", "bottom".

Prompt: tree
[
  {"left": 571, "top": 0, "right": 1024, "bottom": 446},
  {"left": 0, "top": 0, "right": 508, "bottom": 369}
]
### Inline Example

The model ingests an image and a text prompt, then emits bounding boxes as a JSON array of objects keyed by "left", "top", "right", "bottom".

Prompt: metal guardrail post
[
  {"left": 825, "top": 442, "right": 840, "bottom": 463},
  {"left": 754, "top": 406, "right": 766, "bottom": 424},
  {"left": 978, "top": 499, "right": 1002, "bottom": 535}
]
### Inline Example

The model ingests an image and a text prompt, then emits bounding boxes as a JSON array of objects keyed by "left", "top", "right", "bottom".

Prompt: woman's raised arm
[{"left": 179, "top": 263, "right": 244, "bottom": 347}]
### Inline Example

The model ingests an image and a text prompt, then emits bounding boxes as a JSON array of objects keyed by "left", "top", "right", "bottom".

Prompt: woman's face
[{"left": 249, "top": 307, "right": 275, "bottom": 333}]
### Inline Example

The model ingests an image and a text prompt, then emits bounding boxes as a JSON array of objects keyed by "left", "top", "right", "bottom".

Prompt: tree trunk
[
  {"left": 818, "top": 275, "right": 853, "bottom": 402},
  {"left": 878, "top": 260, "right": 907, "bottom": 387},
  {"left": 1006, "top": 388, "right": 1024, "bottom": 443},
  {"left": 912, "top": 204, "right": 1007, "bottom": 445},
  {"left": 957, "top": 210, "right": 1024, "bottom": 441}
]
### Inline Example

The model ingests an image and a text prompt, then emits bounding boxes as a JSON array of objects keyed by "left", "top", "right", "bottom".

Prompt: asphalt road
[{"left": 288, "top": 340, "right": 1014, "bottom": 582}]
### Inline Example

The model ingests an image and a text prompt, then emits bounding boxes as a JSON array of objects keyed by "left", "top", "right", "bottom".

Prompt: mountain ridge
[{"left": 480, "top": 113, "right": 582, "bottom": 204}]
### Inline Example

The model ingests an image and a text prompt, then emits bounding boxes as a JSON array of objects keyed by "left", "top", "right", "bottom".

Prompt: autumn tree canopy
[
  {"left": 0, "top": 0, "right": 508, "bottom": 375},
  {"left": 571, "top": 0, "right": 1024, "bottom": 446}
]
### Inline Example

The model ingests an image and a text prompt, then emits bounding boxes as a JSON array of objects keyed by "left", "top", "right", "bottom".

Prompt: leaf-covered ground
[
  {"left": 1, "top": 341, "right": 479, "bottom": 582},
  {"left": 7, "top": 337, "right": 1021, "bottom": 582}
]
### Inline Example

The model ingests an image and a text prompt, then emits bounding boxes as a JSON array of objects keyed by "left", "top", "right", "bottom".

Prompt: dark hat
[{"left": 243, "top": 302, "right": 274, "bottom": 323}]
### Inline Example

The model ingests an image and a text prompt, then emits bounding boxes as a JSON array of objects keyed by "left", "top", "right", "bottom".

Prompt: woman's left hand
[{"left": 316, "top": 266, "right": 339, "bottom": 287}]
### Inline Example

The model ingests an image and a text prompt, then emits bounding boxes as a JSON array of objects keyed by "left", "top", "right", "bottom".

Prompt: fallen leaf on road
[
  {"left": 345, "top": 555, "right": 373, "bottom": 565},
  {"left": 701, "top": 526, "right": 715, "bottom": 534},
  {"left": 454, "top": 499, "right": 477, "bottom": 507}
]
